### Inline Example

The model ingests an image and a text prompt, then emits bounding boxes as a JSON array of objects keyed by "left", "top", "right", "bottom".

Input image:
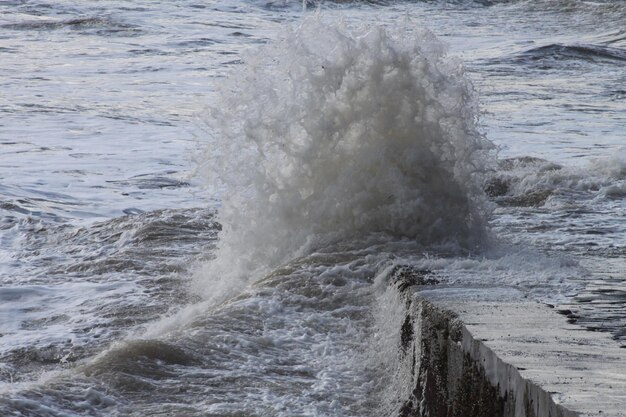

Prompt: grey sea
[{"left": 0, "top": 0, "right": 624, "bottom": 415}]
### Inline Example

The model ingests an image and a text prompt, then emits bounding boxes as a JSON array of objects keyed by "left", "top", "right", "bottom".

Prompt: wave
[
  {"left": 194, "top": 17, "right": 494, "bottom": 301},
  {"left": 246, "top": 0, "right": 500, "bottom": 11},
  {"left": 1, "top": 16, "right": 140, "bottom": 35},
  {"left": 485, "top": 152, "right": 626, "bottom": 207},
  {"left": 485, "top": 153, "right": 626, "bottom": 260},
  {"left": 247, "top": 0, "right": 393, "bottom": 10},
  {"left": 512, "top": 43, "right": 626, "bottom": 66},
  {"left": 4, "top": 237, "right": 582, "bottom": 416},
  {"left": 0, "top": 208, "right": 219, "bottom": 385},
  {"left": 265, "top": 0, "right": 626, "bottom": 11}
]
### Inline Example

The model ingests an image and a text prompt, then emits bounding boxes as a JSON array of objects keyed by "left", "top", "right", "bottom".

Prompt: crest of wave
[{"left": 194, "top": 17, "right": 494, "bottom": 300}]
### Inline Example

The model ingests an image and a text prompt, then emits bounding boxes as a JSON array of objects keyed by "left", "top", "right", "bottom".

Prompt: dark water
[{"left": 0, "top": 0, "right": 624, "bottom": 415}]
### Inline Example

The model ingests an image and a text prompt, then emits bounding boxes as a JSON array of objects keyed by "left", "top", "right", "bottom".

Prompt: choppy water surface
[{"left": 0, "top": 0, "right": 624, "bottom": 415}]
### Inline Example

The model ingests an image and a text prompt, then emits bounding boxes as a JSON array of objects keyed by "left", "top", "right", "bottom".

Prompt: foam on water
[
  {"left": 195, "top": 17, "right": 495, "bottom": 301},
  {"left": 499, "top": 152, "right": 625, "bottom": 196}
]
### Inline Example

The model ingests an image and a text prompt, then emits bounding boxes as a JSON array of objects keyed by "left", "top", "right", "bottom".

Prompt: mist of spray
[{"left": 194, "top": 17, "right": 494, "bottom": 301}]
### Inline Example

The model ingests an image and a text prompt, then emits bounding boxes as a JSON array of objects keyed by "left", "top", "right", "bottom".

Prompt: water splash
[{"left": 195, "top": 17, "right": 494, "bottom": 300}]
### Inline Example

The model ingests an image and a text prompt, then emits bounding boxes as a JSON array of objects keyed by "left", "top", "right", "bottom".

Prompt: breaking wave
[
  {"left": 485, "top": 152, "right": 626, "bottom": 206},
  {"left": 195, "top": 17, "right": 494, "bottom": 300}
]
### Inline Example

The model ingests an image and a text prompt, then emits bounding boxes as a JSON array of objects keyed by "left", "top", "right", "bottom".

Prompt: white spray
[{"left": 195, "top": 17, "right": 494, "bottom": 301}]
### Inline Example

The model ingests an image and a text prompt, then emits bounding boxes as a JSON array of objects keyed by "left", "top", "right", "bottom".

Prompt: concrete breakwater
[{"left": 389, "top": 269, "right": 626, "bottom": 417}]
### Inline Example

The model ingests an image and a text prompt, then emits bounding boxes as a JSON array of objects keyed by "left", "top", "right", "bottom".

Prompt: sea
[{"left": 0, "top": 0, "right": 624, "bottom": 415}]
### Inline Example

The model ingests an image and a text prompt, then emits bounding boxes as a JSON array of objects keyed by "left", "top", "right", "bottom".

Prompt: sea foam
[{"left": 195, "top": 17, "right": 494, "bottom": 300}]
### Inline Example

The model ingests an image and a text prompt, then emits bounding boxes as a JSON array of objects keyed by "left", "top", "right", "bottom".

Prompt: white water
[{"left": 195, "top": 18, "right": 494, "bottom": 302}]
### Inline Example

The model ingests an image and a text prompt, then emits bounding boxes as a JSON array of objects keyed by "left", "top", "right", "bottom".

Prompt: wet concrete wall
[{"left": 394, "top": 292, "right": 578, "bottom": 417}]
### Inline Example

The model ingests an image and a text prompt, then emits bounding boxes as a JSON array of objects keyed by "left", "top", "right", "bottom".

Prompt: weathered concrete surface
[{"left": 394, "top": 282, "right": 626, "bottom": 417}]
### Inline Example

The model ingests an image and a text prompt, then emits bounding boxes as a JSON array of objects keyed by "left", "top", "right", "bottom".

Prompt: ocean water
[{"left": 0, "top": 0, "right": 624, "bottom": 415}]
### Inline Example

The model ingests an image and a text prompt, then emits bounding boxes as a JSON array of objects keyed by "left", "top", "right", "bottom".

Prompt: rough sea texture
[{"left": 0, "top": 0, "right": 624, "bottom": 415}]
